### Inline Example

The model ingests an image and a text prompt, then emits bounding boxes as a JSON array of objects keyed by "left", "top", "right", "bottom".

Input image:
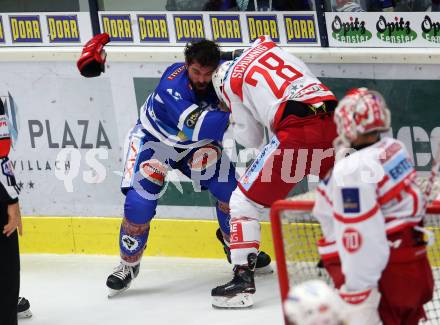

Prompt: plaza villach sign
[{"left": 325, "top": 12, "right": 440, "bottom": 47}]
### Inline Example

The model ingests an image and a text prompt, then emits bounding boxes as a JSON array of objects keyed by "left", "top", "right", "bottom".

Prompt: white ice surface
[{"left": 19, "top": 255, "right": 283, "bottom": 325}]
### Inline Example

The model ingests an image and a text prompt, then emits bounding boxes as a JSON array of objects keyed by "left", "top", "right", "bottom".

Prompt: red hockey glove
[{"left": 77, "top": 33, "right": 110, "bottom": 78}]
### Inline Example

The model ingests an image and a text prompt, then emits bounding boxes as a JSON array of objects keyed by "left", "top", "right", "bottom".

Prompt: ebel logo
[
  {"left": 331, "top": 15, "right": 372, "bottom": 43},
  {"left": 422, "top": 15, "right": 440, "bottom": 44},
  {"left": 376, "top": 15, "right": 417, "bottom": 43}
]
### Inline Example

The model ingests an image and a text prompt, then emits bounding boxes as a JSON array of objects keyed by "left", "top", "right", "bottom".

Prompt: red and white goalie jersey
[
  {"left": 221, "top": 35, "right": 336, "bottom": 148},
  {"left": 313, "top": 137, "right": 425, "bottom": 291}
]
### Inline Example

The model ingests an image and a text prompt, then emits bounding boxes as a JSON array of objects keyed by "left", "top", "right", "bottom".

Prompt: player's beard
[
  {"left": 192, "top": 81, "right": 212, "bottom": 95},
  {"left": 194, "top": 82, "right": 208, "bottom": 92}
]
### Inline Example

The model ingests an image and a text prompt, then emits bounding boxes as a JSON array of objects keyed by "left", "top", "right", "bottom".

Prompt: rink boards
[
  {"left": 19, "top": 217, "right": 276, "bottom": 258},
  {"left": 19, "top": 216, "right": 440, "bottom": 266}
]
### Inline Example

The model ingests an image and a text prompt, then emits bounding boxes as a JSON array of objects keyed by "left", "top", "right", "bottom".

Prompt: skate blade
[
  {"left": 212, "top": 293, "right": 253, "bottom": 309},
  {"left": 107, "top": 286, "right": 129, "bottom": 298},
  {"left": 17, "top": 310, "right": 32, "bottom": 319},
  {"left": 255, "top": 264, "right": 274, "bottom": 275}
]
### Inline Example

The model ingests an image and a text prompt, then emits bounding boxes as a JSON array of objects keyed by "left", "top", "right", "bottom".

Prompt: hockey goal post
[{"left": 270, "top": 196, "right": 440, "bottom": 323}]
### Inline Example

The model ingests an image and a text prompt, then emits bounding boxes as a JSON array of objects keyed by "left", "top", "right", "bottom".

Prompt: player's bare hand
[{"left": 3, "top": 202, "right": 23, "bottom": 237}]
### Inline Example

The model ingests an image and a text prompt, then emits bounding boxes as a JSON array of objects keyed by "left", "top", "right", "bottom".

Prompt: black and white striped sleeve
[{"left": 0, "top": 157, "right": 20, "bottom": 204}]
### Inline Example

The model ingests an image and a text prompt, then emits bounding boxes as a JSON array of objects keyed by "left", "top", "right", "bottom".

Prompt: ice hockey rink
[{"left": 19, "top": 254, "right": 283, "bottom": 325}]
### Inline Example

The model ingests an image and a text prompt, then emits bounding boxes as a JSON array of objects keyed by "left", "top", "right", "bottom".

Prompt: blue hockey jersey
[{"left": 140, "top": 63, "right": 230, "bottom": 148}]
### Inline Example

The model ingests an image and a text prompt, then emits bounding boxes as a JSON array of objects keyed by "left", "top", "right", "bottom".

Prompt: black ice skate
[
  {"left": 211, "top": 253, "right": 257, "bottom": 309},
  {"left": 17, "top": 297, "right": 32, "bottom": 319},
  {"left": 216, "top": 228, "right": 273, "bottom": 275},
  {"left": 106, "top": 263, "right": 140, "bottom": 297}
]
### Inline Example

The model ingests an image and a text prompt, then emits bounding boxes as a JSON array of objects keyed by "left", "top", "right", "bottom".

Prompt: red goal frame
[{"left": 270, "top": 199, "right": 440, "bottom": 303}]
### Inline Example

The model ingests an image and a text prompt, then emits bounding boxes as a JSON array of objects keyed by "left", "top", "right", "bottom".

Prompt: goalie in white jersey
[
  {"left": 313, "top": 88, "right": 434, "bottom": 324},
  {"left": 211, "top": 35, "right": 338, "bottom": 308}
]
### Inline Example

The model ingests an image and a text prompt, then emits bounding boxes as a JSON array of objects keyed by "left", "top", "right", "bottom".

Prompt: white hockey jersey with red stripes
[
  {"left": 222, "top": 35, "right": 336, "bottom": 149},
  {"left": 313, "top": 137, "right": 425, "bottom": 291}
]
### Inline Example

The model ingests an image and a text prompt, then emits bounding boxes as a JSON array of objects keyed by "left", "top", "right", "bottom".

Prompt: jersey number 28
[{"left": 245, "top": 52, "right": 303, "bottom": 99}]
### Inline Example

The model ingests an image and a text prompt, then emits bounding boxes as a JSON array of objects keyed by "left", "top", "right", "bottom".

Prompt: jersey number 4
[{"left": 245, "top": 52, "right": 303, "bottom": 99}]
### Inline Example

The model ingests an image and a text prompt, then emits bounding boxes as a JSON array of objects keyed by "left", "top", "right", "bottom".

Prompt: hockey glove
[
  {"left": 339, "top": 286, "right": 382, "bottom": 325},
  {"left": 77, "top": 33, "right": 110, "bottom": 78}
]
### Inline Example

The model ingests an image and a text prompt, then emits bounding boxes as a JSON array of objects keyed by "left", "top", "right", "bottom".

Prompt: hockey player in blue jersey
[{"left": 78, "top": 38, "right": 273, "bottom": 296}]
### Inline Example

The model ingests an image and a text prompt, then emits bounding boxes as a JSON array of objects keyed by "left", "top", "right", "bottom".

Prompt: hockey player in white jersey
[
  {"left": 313, "top": 88, "right": 434, "bottom": 324},
  {"left": 211, "top": 35, "right": 338, "bottom": 308}
]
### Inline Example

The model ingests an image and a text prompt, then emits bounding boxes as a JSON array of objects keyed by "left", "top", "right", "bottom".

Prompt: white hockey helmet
[
  {"left": 284, "top": 280, "right": 346, "bottom": 325},
  {"left": 334, "top": 87, "right": 390, "bottom": 145},
  {"left": 212, "top": 60, "right": 233, "bottom": 103}
]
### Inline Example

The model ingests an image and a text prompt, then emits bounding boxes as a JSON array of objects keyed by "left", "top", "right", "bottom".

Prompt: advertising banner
[
  {"left": 0, "top": 12, "right": 93, "bottom": 46},
  {"left": 0, "top": 59, "right": 439, "bottom": 219},
  {"left": 98, "top": 11, "right": 321, "bottom": 47},
  {"left": 326, "top": 12, "right": 440, "bottom": 47}
]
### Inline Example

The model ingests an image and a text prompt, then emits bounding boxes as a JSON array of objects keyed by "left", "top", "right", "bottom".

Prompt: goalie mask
[
  {"left": 212, "top": 60, "right": 233, "bottom": 104},
  {"left": 334, "top": 88, "right": 390, "bottom": 146},
  {"left": 284, "top": 280, "right": 346, "bottom": 325}
]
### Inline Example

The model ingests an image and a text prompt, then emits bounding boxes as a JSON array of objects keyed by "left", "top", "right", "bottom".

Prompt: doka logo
[
  {"left": 422, "top": 15, "right": 440, "bottom": 44},
  {"left": 376, "top": 15, "right": 417, "bottom": 43},
  {"left": 284, "top": 15, "right": 317, "bottom": 43},
  {"left": 174, "top": 15, "right": 205, "bottom": 42},
  {"left": 247, "top": 15, "right": 279, "bottom": 42},
  {"left": 101, "top": 14, "right": 133, "bottom": 42},
  {"left": 0, "top": 17, "right": 4, "bottom": 43},
  {"left": 331, "top": 15, "right": 371, "bottom": 43},
  {"left": 137, "top": 14, "right": 169, "bottom": 42},
  {"left": 210, "top": 15, "right": 242, "bottom": 43},
  {"left": 47, "top": 15, "right": 80, "bottom": 43},
  {"left": 9, "top": 15, "right": 42, "bottom": 43}
]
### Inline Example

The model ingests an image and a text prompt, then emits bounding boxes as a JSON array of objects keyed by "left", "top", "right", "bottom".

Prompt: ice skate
[
  {"left": 211, "top": 253, "right": 256, "bottom": 309},
  {"left": 106, "top": 263, "right": 139, "bottom": 297},
  {"left": 17, "top": 297, "right": 32, "bottom": 319}
]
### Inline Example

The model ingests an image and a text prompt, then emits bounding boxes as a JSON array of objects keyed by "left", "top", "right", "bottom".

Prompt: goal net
[{"left": 270, "top": 193, "right": 440, "bottom": 324}]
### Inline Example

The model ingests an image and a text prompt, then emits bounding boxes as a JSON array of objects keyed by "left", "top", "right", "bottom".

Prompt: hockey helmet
[
  {"left": 334, "top": 87, "right": 390, "bottom": 145},
  {"left": 212, "top": 60, "right": 233, "bottom": 104}
]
